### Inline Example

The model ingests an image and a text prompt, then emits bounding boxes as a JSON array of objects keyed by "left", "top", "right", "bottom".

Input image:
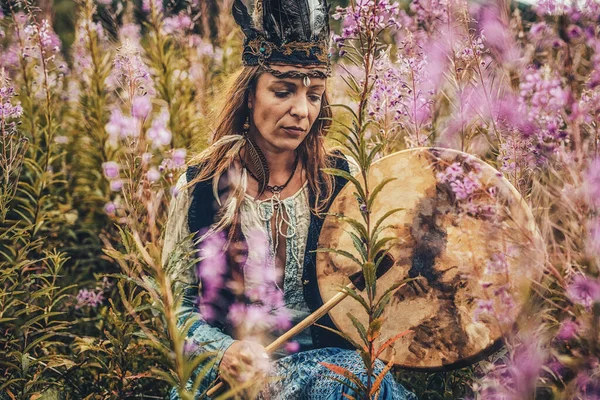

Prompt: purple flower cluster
[
  {"left": 436, "top": 160, "right": 499, "bottom": 220},
  {"left": 196, "top": 228, "right": 291, "bottom": 339},
  {"left": 72, "top": 19, "right": 108, "bottom": 80},
  {"left": 196, "top": 232, "right": 229, "bottom": 323},
  {"left": 22, "top": 19, "right": 62, "bottom": 60},
  {"left": 497, "top": 129, "right": 537, "bottom": 181},
  {"left": 142, "top": 0, "right": 164, "bottom": 14},
  {"left": 162, "top": 13, "right": 193, "bottom": 36},
  {"left": 518, "top": 68, "right": 569, "bottom": 162},
  {"left": 368, "top": 51, "right": 434, "bottom": 148},
  {"left": 75, "top": 288, "right": 104, "bottom": 309},
  {"left": 332, "top": 0, "right": 402, "bottom": 47},
  {"left": 409, "top": 0, "right": 448, "bottom": 28},
  {"left": 0, "top": 80, "right": 23, "bottom": 137},
  {"left": 477, "top": 334, "right": 547, "bottom": 399},
  {"left": 105, "top": 108, "right": 140, "bottom": 144},
  {"left": 146, "top": 108, "right": 172, "bottom": 148},
  {"left": 0, "top": 85, "right": 23, "bottom": 121},
  {"left": 566, "top": 274, "right": 600, "bottom": 310},
  {"left": 108, "top": 41, "right": 154, "bottom": 98}
]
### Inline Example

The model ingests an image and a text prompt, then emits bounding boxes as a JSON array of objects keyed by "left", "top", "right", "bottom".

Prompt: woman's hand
[{"left": 219, "top": 340, "right": 270, "bottom": 386}]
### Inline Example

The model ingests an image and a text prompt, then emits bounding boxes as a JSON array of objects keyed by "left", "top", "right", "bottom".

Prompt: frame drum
[{"left": 317, "top": 148, "right": 545, "bottom": 370}]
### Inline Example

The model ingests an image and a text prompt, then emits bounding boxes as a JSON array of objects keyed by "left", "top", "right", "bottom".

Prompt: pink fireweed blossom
[
  {"left": 132, "top": 95, "right": 152, "bottom": 120},
  {"left": 332, "top": 0, "right": 402, "bottom": 46},
  {"left": 0, "top": 85, "right": 23, "bottom": 121},
  {"left": 105, "top": 108, "right": 140, "bottom": 144},
  {"left": 75, "top": 288, "right": 104, "bottom": 309},
  {"left": 485, "top": 252, "right": 509, "bottom": 275},
  {"left": 285, "top": 341, "right": 300, "bottom": 354},
  {"left": 436, "top": 160, "right": 496, "bottom": 219},
  {"left": 142, "top": 0, "right": 164, "bottom": 13},
  {"left": 110, "top": 179, "right": 123, "bottom": 192},
  {"left": 172, "top": 148, "right": 187, "bottom": 168},
  {"left": 146, "top": 108, "right": 172, "bottom": 148},
  {"left": 518, "top": 68, "right": 569, "bottom": 163},
  {"left": 102, "top": 161, "right": 120, "bottom": 180},
  {"left": 567, "top": 274, "right": 600, "bottom": 310},
  {"left": 162, "top": 13, "right": 193, "bottom": 36},
  {"left": 118, "top": 24, "right": 142, "bottom": 50},
  {"left": 109, "top": 41, "right": 154, "bottom": 98},
  {"left": 556, "top": 319, "right": 580, "bottom": 341},
  {"left": 146, "top": 167, "right": 161, "bottom": 183},
  {"left": 196, "top": 231, "right": 228, "bottom": 324},
  {"left": 103, "top": 202, "right": 117, "bottom": 215},
  {"left": 473, "top": 299, "right": 494, "bottom": 322}
]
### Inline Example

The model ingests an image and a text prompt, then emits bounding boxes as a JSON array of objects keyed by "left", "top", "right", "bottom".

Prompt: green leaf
[
  {"left": 329, "top": 103, "right": 359, "bottom": 123},
  {"left": 367, "top": 177, "right": 396, "bottom": 211},
  {"left": 322, "top": 168, "right": 366, "bottom": 201},
  {"left": 348, "top": 231, "right": 367, "bottom": 263},
  {"left": 373, "top": 280, "right": 414, "bottom": 319},
  {"left": 340, "top": 285, "right": 370, "bottom": 311},
  {"left": 347, "top": 313, "right": 369, "bottom": 346},
  {"left": 371, "top": 208, "right": 405, "bottom": 239},
  {"left": 315, "top": 248, "right": 362, "bottom": 268},
  {"left": 334, "top": 214, "right": 368, "bottom": 239},
  {"left": 370, "top": 237, "right": 399, "bottom": 262}
]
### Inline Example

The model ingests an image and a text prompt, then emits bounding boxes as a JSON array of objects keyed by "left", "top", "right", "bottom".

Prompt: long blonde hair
[{"left": 187, "top": 65, "right": 336, "bottom": 233}]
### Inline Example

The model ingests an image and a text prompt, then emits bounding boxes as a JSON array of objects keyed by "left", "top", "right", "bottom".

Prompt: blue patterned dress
[{"left": 163, "top": 171, "right": 417, "bottom": 400}]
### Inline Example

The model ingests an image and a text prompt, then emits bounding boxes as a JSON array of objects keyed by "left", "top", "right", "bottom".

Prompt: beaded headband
[{"left": 232, "top": 0, "right": 332, "bottom": 82}]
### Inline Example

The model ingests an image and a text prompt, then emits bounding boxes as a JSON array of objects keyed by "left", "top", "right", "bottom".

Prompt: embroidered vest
[{"left": 186, "top": 152, "right": 353, "bottom": 350}]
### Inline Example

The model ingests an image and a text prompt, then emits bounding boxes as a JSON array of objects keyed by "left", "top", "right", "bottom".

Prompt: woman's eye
[
  {"left": 275, "top": 91, "right": 290, "bottom": 98},
  {"left": 309, "top": 94, "right": 322, "bottom": 103}
]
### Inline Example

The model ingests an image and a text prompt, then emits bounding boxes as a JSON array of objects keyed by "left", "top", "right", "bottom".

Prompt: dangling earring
[
  {"left": 243, "top": 116, "right": 250, "bottom": 133},
  {"left": 241, "top": 114, "right": 270, "bottom": 195}
]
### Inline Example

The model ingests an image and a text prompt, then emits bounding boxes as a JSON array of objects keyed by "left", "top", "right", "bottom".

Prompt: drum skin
[{"left": 316, "top": 148, "right": 545, "bottom": 370}]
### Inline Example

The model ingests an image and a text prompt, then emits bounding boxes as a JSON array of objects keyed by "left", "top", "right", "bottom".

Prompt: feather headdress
[{"left": 232, "top": 0, "right": 331, "bottom": 73}]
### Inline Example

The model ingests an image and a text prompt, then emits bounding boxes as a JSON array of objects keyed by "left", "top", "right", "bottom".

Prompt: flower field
[{"left": 1, "top": 0, "right": 600, "bottom": 399}]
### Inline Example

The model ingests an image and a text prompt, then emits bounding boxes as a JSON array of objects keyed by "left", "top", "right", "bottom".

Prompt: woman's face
[{"left": 248, "top": 65, "right": 326, "bottom": 154}]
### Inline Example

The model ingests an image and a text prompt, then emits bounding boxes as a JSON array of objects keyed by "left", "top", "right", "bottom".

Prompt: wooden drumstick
[{"left": 206, "top": 253, "right": 395, "bottom": 398}]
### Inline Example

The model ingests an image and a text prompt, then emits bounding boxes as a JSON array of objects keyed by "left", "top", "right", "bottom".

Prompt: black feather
[
  {"left": 232, "top": 0, "right": 257, "bottom": 39},
  {"left": 263, "top": 0, "right": 325, "bottom": 42}
]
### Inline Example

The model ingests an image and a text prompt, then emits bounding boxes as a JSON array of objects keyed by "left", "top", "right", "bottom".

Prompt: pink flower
[
  {"left": 103, "top": 202, "right": 116, "bottom": 215},
  {"left": 485, "top": 253, "right": 509, "bottom": 275},
  {"left": 146, "top": 108, "right": 172, "bottom": 148},
  {"left": 102, "top": 161, "right": 120, "bottom": 180},
  {"left": 146, "top": 167, "right": 160, "bottom": 183},
  {"left": 172, "top": 148, "right": 187, "bottom": 168},
  {"left": 556, "top": 320, "right": 579, "bottom": 341},
  {"left": 132, "top": 95, "right": 152, "bottom": 119},
  {"left": 473, "top": 299, "right": 494, "bottom": 321},
  {"left": 285, "top": 341, "right": 300, "bottom": 354},
  {"left": 105, "top": 109, "right": 139, "bottom": 143},
  {"left": 110, "top": 179, "right": 123, "bottom": 192},
  {"left": 75, "top": 288, "right": 104, "bottom": 309},
  {"left": 567, "top": 274, "right": 600, "bottom": 309}
]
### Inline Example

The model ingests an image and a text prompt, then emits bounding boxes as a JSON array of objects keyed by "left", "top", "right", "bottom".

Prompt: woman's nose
[{"left": 290, "top": 97, "right": 309, "bottom": 119}]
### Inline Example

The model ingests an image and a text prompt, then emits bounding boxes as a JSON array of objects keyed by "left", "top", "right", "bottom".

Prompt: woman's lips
[{"left": 282, "top": 127, "right": 305, "bottom": 136}]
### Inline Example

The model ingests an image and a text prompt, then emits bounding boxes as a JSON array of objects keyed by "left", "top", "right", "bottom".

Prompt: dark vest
[{"left": 186, "top": 152, "right": 353, "bottom": 350}]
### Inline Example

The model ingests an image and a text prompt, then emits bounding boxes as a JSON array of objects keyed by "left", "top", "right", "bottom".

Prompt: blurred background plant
[{"left": 1, "top": 0, "right": 599, "bottom": 399}]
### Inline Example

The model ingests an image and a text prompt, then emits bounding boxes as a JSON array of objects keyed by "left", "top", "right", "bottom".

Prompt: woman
[{"left": 162, "top": 0, "right": 416, "bottom": 398}]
